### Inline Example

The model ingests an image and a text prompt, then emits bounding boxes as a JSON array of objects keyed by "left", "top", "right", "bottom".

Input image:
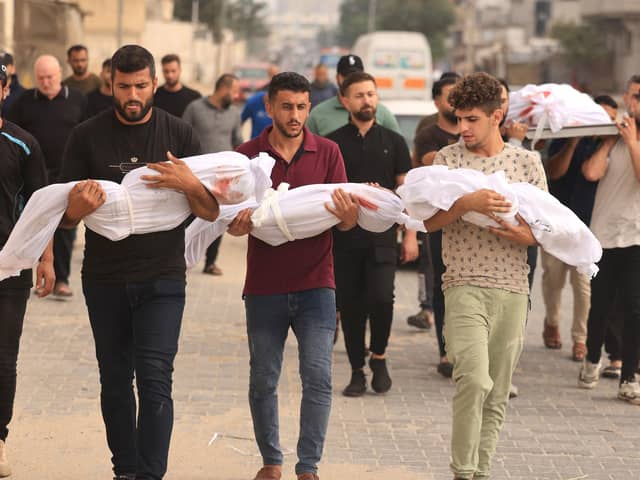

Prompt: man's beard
[
  {"left": 274, "top": 118, "right": 303, "bottom": 138},
  {"left": 353, "top": 106, "right": 376, "bottom": 122},
  {"left": 165, "top": 78, "right": 179, "bottom": 88},
  {"left": 115, "top": 97, "right": 153, "bottom": 122},
  {"left": 73, "top": 66, "right": 87, "bottom": 76},
  {"left": 443, "top": 108, "right": 457, "bottom": 124},
  {"left": 220, "top": 95, "right": 232, "bottom": 109}
]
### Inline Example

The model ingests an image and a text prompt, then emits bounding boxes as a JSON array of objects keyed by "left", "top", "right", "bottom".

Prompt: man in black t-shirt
[
  {"left": 86, "top": 58, "right": 114, "bottom": 117},
  {"left": 59, "top": 45, "right": 220, "bottom": 480},
  {"left": 328, "top": 72, "right": 417, "bottom": 397},
  {"left": 153, "top": 54, "right": 201, "bottom": 118},
  {"left": 0, "top": 64, "right": 54, "bottom": 477},
  {"left": 409, "top": 73, "right": 460, "bottom": 379}
]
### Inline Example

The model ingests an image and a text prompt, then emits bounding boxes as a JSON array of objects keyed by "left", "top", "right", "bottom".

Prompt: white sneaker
[
  {"left": 578, "top": 360, "right": 601, "bottom": 389},
  {"left": 618, "top": 381, "right": 640, "bottom": 405},
  {"left": 0, "top": 439, "right": 11, "bottom": 477}
]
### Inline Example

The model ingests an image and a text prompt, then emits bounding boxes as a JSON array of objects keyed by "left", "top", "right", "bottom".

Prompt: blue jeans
[
  {"left": 83, "top": 279, "right": 185, "bottom": 480},
  {"left": 244, "top": 288, "right": 336, "bottom": 475}
]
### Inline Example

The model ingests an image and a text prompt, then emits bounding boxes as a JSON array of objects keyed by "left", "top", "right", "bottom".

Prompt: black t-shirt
[
  {"left": 414, "top": 123, "right": 459, "bottom": 162},
  {"left": 328, "top": 122, "right": 412, "bottom": 249},
  {"left": 59, "top": 108, "right": 200, "bottom": 284},
  {"left": 0, "top": 120, "right": 48, "bottom": 289},
  {"left": 86, "top": 90, "right": 113, "bottom": 118},
  {"left": 6, "top": 86, "right": 87, "bottom": 183},
  {"left": 154, "top": 85, "right": 202, "bottom": 118}
]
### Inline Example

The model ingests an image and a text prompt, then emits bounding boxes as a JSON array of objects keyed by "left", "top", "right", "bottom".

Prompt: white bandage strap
[
  {"left": 252, "top": 183, "right": 295, "bottom": 242},
  {"left": 122, "top": 188, "right": 136, "bottom": 235}
]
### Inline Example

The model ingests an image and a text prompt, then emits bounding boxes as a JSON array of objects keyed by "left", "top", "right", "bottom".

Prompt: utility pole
[
  {"left": 192, "top": 0, "right": 200, "bottom": 81},
  {"left": 216, "top": 0, "right": 227, "bottom": 78},
  {"left": 367, "top": 0, "right": 377, "bottom": 33}
]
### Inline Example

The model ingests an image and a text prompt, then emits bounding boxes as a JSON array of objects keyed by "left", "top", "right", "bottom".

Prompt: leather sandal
[{"left": 542, "top": 322, "right": 562, "bottom": 349}]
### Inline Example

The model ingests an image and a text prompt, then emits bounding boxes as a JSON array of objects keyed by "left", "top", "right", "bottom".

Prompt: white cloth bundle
[
  {"left": 183, "top": 182, "right": 426, "bottom": 268},
  {"left": 507, "top": 83, "right": 612, "bottom": 137},
  {"left": 0, "top": 152, "right": 275, "bottom": 281},
  {"left": 397, "top": 166, "right": 603, "bottom": 277}
]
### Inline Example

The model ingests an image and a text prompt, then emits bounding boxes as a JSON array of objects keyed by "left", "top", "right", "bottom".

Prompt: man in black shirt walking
[
  {"left": 154, "top": 54, "right": 201, "bottom": 118},
  {"left": 87, "top": 58, "right": 114, "bottom": 117},
  {"left": 0, "top": 64, "right": 54, "bottom": 477},
  {"left": 59, "top": 45, "right": 220, "bottom": 480},
  {"left": 6, "top": 54, "right": 87, "bottom": 298},
  {"left": 328, "top": 72, "right": 417, "bottom": 396}
]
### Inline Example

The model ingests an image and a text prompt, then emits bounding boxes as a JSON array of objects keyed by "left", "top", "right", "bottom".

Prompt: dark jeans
[
  {"left": 53, "top": 227, "right": 76, "bottom": 284},
  {"left": 527, "top": 246, "right": 538, "bottom": 291},
  {"left": 586, "top": 247, "right": 640, "bottom": 383},
  {"left": 205, "top": 235, "right": 222, "bottom": 267},
  {"left": 244, "top": 288, "right": 335, "bottom": 475},
  {"left": 0, "top": 288, "right": 29, "bottom": 441},
  {"left": 418, "top": 232, "right": 434, "bottom": 311},
  {"left": 83, "top": 279, "right": 185, "bottom": 480},
  {"left": 605, "top": 295, "right": 624, "bottom": 361},
  {"left": 334, "top": 246, "right": 396, "bottom": 370},
  {"left": 430, "top": 231, "right": 447, "bottom": 358}
]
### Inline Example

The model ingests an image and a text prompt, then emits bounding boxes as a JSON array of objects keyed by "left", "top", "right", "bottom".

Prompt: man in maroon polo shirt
[{"left": 229, "top": 72, "right": 358, "bottom": 480}]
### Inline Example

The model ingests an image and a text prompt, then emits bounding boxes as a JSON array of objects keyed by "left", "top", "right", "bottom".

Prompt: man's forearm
[
  {"left": 186, "top": 183, "right": 220, "bottom": 221},
  {"left": 423, "top": 198, "right": 467, "bottom": 232}
]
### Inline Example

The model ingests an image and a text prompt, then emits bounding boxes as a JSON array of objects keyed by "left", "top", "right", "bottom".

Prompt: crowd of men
[{"left": 0, "top": 42, "right": 639, "bottom": 480}]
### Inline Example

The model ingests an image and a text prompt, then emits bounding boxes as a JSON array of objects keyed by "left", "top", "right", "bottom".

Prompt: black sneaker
[
  {"left": 114, "top": 475, "right": 136, "bottom": 480},
  {"left": 369, "top": 357, "right": 392, "bottom": 393},
  {"left": 407, "top": 309, "right": 433, "bottom": 330},
  {"left": 342, "top": 369, "right": 366, "bottom": 397},
  {"left": 437, "top": 361, "right": 454, "bottom": 378}
]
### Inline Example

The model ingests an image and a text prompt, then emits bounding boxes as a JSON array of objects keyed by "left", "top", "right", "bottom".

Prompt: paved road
[{"left": 7, "top": 234, "right": 640, "bottom": 479}]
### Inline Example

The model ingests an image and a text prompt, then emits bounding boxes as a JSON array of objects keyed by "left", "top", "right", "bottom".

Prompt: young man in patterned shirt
[{"left": 424, "top": 73, "right": 547, "bottom": 480}]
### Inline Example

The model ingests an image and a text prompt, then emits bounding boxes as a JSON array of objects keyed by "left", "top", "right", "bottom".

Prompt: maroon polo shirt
[{"left": 236, "top": 126, "right": 347, "bottom": 295}]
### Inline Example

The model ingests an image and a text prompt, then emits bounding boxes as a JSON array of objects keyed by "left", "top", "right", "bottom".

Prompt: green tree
[
  {"left": 551, "top": 20, "right": 612, "bottom": 70},
  {"left": 338, "top": 0, "right": 455, "bottom": 59},
  {"left": 173, "top": 0, "right": 269, "bottom": 43}
]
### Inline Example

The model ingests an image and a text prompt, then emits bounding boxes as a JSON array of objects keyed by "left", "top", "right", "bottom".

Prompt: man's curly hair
[{"left": 447, "top": 72, "right": 503, "bottom": 116}]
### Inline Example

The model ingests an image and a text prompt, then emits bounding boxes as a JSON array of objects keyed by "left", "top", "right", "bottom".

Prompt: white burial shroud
[
  {"left": 0, "top": 152, "right": 275, "bottom": 281},
  {"left": 396, "top": 165, "right": 603, "bottom": 278},
  {"left": 184, "top": 182, "right": 426, "bottom": 268}
]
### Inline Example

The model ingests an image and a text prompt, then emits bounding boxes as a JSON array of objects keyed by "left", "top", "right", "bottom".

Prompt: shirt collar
[
  {"left": 34, "top": 85, "right": 68, "bottom": 101},
  {"left": 257, "top": 125, "right": 318, "bottom": 158}
]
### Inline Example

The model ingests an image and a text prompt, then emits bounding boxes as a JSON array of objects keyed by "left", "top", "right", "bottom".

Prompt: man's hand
[
  {"left": 227, "top": 208, "right": 253, "bottom": 236},
  {"left": 400, "top": 231, "right": 419, "bottom": 264},
  {"left": 63, "top": 180, "right": 106, "bottom": 226},
  {"left": 487, "top": 213, "right": 538, "bottom": 246},
  {"left": 459, "top": 189, "right": 512, "bottom": 217},
  {"left": 504, "top": 121, "right": 528, "bottom": 142},
  {"left": 618, "top": 116, "right": 637, "bottom": 146},
  {"left": 34, "top": 241, "right": 55, "bottom": 297},
  {"left": 142, "top": 151, "right": 202, "bottom": 194},
  {"left": 325, "top": 188, "right": 358, "bottom": 231}
]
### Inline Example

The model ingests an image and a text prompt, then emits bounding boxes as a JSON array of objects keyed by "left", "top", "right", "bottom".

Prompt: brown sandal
[
  {"left": 542, "top": 322, "right": 562, "bottom": 349},
  {"left": 572, "top": 342, "right": 587, "bottom": 362}
]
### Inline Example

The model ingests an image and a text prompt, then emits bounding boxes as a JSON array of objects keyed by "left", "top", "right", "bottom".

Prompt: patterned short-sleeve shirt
[{"left": 433, "top": 142, "right": 548, "bottom": 294}]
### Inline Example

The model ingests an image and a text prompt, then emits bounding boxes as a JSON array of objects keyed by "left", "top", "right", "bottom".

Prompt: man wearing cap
[
  {"left": 307, "top": 54, "right": 400, "bottom": 137},
  {"left": 0, "top": 63, "right": 55, "bottom": 478}
]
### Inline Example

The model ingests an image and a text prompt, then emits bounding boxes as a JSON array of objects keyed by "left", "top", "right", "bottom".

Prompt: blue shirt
[{"left": 241, "top": 91, "right": 272, "bottom": 139}]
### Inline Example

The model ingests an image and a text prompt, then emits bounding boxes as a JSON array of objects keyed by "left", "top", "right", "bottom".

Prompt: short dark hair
[
  {"left": 161, "top": 54, "right": 180, "bottom": 65},
  {"left": 0, "top": 64, "right": 7, "bottom": 88},
  {"left": 67, "top": 44, "right": 88, "bottom": 57},
  {"left": 627, "top": 75, "right": 640, "bottom": 90},
  {"left": 432, "top": 73, "right": 460, "bottom": 99},
  {"left": 448, "top": 72, "right": 503, "bottom": 116},
  {"left": 497, "top": 77, "right": 510, "bottom": 93},
  {"left": 594, "top": 94, "right": 618, "bottom": 110},
  {"left": 268, "top": 72, "right": 310, "bottom": 100},
  {"left": 340, "top": 71, "right": 376, "bottom": 96},
  {"left": 215, "top": 73, "right": 238, "bottom": 91},
  {"left": 101, "top": 58, "right": 112, "bottom": 70},
  {"left": 1, "top": 52, "right": 14, "bottom": 66},
  {"left": 111, "top": 45, "right": 155, "bottom": 80}
]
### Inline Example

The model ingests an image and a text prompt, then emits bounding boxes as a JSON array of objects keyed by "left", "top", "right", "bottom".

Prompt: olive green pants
[{"left": 444, "top": 286, "right": 528, "bottom": 479}]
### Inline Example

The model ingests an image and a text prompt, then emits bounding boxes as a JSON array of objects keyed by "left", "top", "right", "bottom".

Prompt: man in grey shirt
[
  {"left": 182, "top": 73, "right": 243, "bottom": 275},
  {"left": 182, "top": 73, "right": 242, "bottom": 154}
]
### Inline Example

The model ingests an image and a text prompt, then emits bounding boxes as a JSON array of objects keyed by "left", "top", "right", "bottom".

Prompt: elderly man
[{"left": 6, "top": 54, "right": 87, "bottom": 298}]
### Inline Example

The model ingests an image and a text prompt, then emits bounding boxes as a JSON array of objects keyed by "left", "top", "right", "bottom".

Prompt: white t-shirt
[{"left": 590, "top": 139, "right": 640, "bottom": 249}]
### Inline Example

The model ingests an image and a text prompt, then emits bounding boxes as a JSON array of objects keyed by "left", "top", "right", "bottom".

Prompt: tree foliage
[
  {"left": 551, "top": 20, "right": 612, "bottom": 68},
  {"left": 173, "top": 0, "right": 269, "bottom": 42},
  {"left": 338, "top": 0, "right": 455, "bottom": 59}
]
